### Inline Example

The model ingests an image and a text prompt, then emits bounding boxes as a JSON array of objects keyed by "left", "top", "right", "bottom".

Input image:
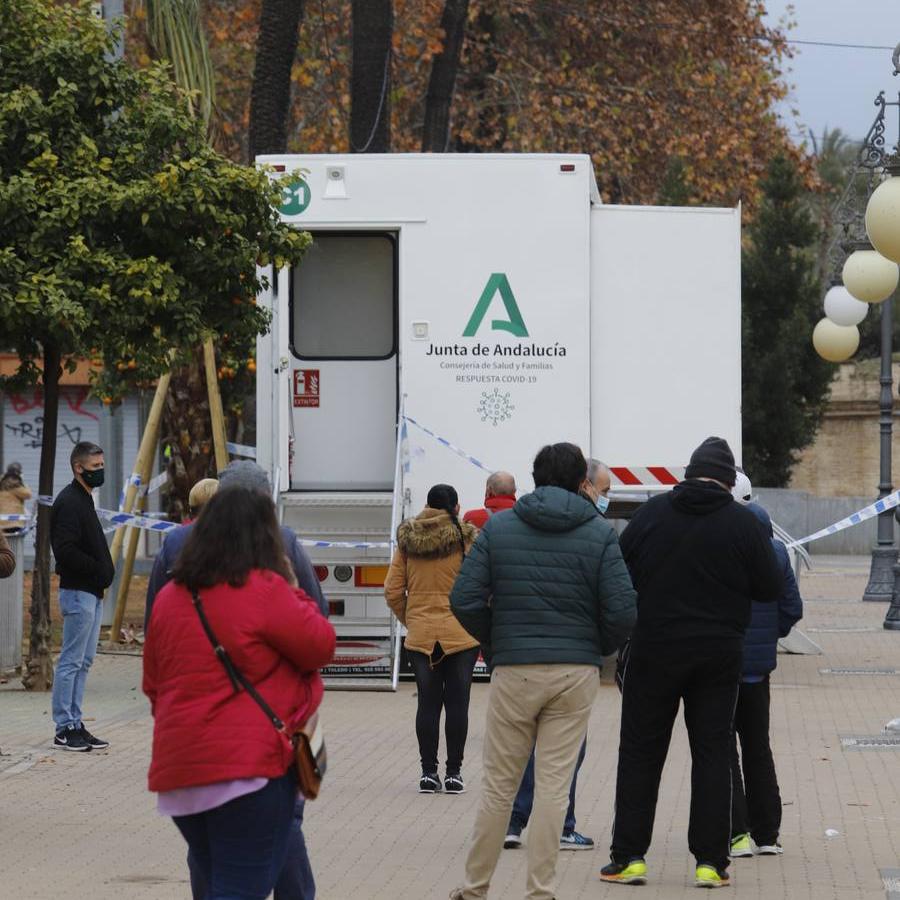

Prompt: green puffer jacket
[{"left": 450, "top": 485, "right": 637, "bottom": 668}]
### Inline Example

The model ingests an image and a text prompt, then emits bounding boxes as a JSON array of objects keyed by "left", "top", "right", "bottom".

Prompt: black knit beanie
[{"left": 684, "top": 437, "right": 736, "bottom": 487}]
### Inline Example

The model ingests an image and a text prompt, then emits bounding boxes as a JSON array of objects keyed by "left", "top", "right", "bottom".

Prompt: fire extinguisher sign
[{"left": 293, "top": 369, "right": 320, "bottom": 408}]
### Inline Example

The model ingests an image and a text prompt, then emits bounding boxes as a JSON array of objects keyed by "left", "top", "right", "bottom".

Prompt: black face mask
[{"left": 80, "top": 468, "right": 105, "bottom": 489}]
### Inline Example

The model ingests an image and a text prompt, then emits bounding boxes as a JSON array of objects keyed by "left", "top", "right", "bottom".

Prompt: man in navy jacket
[{"left": 729, "top": 502, "right": 803, "bottom": 859}]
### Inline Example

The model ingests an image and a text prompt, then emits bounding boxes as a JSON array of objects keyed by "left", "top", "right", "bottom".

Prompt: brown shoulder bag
[{"left": 191, "top": 589, "right": 327, "bottom": 799}]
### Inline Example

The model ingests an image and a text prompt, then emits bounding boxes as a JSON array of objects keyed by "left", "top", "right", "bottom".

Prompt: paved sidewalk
[{"left": 1, "top": 556, "right": 899, "bottom": 899}]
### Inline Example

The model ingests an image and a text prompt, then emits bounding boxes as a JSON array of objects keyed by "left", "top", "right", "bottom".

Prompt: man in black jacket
[
  {"left": 50, "top": 441, "right": 115, "bottom": 752},
  {"left": 600, "top": 437, "right": 783, "bottom": 890}
]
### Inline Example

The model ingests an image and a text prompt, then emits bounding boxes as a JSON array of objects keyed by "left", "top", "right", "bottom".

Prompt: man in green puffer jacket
[{"left": 449, "top": 442, "right": 637, "bottom": 900}]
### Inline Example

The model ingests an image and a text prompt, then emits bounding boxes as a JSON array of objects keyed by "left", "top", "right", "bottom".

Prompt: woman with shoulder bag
[
  {"left": 0, "top": 462, "right": 31, "bottom": 533},
  {"left": 143, "top": 487, "right": 335, "bottom": 900},
  {"left": 385, "top": 483, "right": 479, "bottom": 795}
]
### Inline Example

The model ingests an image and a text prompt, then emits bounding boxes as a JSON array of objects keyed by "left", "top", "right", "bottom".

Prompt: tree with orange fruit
[{"left": 0, "top": 0, "right": 309, "bottom": 690}]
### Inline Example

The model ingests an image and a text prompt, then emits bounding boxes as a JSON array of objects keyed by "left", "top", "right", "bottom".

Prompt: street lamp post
[
  {"left": 813, "top": 54, "right": 900, "bottom": 604},
  {"left": 862, "top": 291, "right": 897, "bottom": 600}
]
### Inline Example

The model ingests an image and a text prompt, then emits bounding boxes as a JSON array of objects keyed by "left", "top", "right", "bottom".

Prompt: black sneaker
[
  {"left": 79, "top": 726, "right": 109, "bottom": 750},
  {"left": 54, "top": 727, "right": 91, "bottom": 752},
  {"left": 504, "top": 830, "right": 523, "bottom": 849},
  {"left": 419, "top": 772, "right": 442, "bottom": 793},
  {"left": 444, "top": 773, "right": 465, "bottom": 794}
]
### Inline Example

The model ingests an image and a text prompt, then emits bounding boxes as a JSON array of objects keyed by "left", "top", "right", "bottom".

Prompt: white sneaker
[
  {"left": 503, "top": 832, "right": 522, "bottom": 849},
  {"left": 756, "top": 842, "right": 783, "bottom": 855}
]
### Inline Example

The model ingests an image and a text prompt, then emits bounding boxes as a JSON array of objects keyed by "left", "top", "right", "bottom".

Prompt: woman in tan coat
[
  {"left": 385, "top": 483, "right": 479, "bottom": 794},
  {"left": 0, "top": 463, "right": 32, "bottom": 533}
]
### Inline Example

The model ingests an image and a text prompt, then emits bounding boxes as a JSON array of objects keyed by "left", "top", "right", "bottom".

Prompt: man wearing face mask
[
  {"left": 582, "top": 459, "right": 612, "bottom": 516},
  {"left": 503, "top": 459, "right": 614, "bottom": 853},
  {"left": 50, "top": 442, "right": 115, "bottom": 752}
]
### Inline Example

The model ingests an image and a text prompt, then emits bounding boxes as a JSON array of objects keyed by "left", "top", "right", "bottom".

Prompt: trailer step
[
  {"left": 323, "top": 677, "right": 396, "bottom": 692},
  {"left": 281, "top": 491, "right": 393, "bottom": 509}
]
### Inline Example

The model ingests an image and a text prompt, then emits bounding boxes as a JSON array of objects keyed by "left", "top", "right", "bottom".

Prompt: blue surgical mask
[{"left": 595, "top": 495, "right": 610, "bottom": 515}]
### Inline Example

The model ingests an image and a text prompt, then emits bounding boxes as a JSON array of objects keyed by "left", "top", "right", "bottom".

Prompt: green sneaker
[
  {"left": 695, "top": 864, "right": 730, "bottom": 889},
  {"left": 600, "top": 859, "right": 648, "bottom": 885},
  {"left": 729, "top": 834, "right": 753, "bottom": 858}
]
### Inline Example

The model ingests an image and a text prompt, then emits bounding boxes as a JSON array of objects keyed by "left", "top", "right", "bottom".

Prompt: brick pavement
[{"left": 1, "top": 556, "right": 899, "bottom": 899}]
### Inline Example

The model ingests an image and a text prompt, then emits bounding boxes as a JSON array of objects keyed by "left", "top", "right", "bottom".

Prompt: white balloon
[
  {"left": 866, "top": 176, "right": 900, "bottom": 264},
  {"left": 812, "top": 318, "right": 859, "bottom": 363},
  {"left": 824, "top": 285, "right": 869, "bottom": 326},
  {"left": 842, "top": 249, "right": 898, "bottom": 304}
]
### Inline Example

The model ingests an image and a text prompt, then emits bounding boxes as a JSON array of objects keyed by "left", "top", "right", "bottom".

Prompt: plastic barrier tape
[
  {"left": 786, "top": 488, "right": 900, "bottom": 549},
  {"left": 403, "top": 415, "right": 495, "bottom": 473},
  {"left": 226, "top": 441, "right": 258, "bottom": 459}
]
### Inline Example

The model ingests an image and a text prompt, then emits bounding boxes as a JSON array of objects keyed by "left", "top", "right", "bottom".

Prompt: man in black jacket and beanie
[
  {"left": 600, "top": 437, "right": 782, "bottom": 890},
  {"left": 50, "top": 441, "right": 115, "bottom": 752}
]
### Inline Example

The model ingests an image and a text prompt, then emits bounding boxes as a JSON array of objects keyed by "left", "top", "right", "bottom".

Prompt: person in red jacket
[
  {"left": 462, "top": 471, "right": 517, "bottom": 529},
  {"left": 143, "top": 487, "right": 335, "bottom": 900}
]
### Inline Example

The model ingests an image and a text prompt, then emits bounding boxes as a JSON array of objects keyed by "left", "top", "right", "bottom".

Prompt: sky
[{"left": 761, "top": 0, "right": 900, "bottom": 148}]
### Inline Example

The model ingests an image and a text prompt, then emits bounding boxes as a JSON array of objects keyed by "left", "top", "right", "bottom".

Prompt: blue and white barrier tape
[
  {"left": 786, "top": 488, "right": 900, "bottom": 549},
  {"left": 403, "top": 415, "right": 495, "bottom": 474},
  {"left": 227, "top": 441, "right": 257, "bottom": 459},
  {"left": 20, "top": 493, "right": 393, "bottom": 547},
  {"left": 119, "top": 471, "right": 170, "bottom": 510},
  {"left": 299, "top": 540, "right": 391, "bottom": 550},
  {"left": 96, "top": 507, "right": 179, "bottom": 533}
]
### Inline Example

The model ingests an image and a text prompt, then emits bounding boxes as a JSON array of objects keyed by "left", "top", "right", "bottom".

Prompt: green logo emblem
[
  {"left": 280, "top": 173, "right": 311, "bottom": 216},
  {"left": 462, "top": 273, "right": 529, "bottom": 337}
]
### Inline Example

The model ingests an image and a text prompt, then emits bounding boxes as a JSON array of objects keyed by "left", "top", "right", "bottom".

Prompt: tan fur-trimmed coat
[{"left": 384, "top": 508, "right": 479, "bottom": 663}]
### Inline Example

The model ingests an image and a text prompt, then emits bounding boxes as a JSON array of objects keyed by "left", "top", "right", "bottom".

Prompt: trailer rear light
[
  {"left": 559, "top": 164, "right": 576, "bottom": 173},
  {"left": 328, "top": 600, "right": 345, "bottom": 616},
  {"left": 333, "top": 565, "right": 353, "bottom": 583},
  {"left": 272, "top": 165, "right": 286, "bottom": 172},
  {"left": 314, "top": 565, "right": 329, "bottom": 582},
  {"left": 355, "top": 565, "right": 389, "bottom": 588}
]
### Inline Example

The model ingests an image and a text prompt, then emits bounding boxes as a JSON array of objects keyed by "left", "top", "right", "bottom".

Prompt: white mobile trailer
[{"left": 255, "top": 153, "right": 742, "bottom": 687}]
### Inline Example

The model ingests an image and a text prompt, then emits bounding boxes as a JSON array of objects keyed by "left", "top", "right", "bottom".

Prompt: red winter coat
[
  {"left": 143, "top": 569, "right": 336, "bottom": 793},
  {"left": 462, "top": 493, "right": 517, "bottom": 530}
]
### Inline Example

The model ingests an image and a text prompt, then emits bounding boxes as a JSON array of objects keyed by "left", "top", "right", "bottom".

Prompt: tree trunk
[
  {"left": 161, "top": 351, "right": 215, "bottom": 522},
  {"left": 350, "top": 0, "right": 393, "bottom": 153},
  {"left": 421, "top": 0, "right": 469, "bottom": 152},
  {"left": 455, "top": 10, "right": 501, "bottom": 152},
  {"left": 248, "top": 0, "right": 306, "bottom": 162},
  {"left": 22, "top": 343, "right": 61, "bottom": 691}
]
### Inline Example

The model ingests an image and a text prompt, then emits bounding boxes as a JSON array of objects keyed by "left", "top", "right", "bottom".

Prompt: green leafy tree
[
  {"left": 742, "top": 155, "right": 833, "bottom": 487},
  {"left": 0, "top": 0, "right": 308, "bottom": 689}
]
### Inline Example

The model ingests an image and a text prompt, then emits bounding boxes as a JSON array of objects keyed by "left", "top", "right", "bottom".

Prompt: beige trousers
[{"left": 459, "top": 664, "right": 599, "bottom": 900}]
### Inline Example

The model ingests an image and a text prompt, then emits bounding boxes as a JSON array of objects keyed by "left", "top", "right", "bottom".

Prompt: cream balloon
[
  {"left": 824, "top": 284, "right": 869, "bottom": 326},
  {"left": 865, "top": 177, "right": 900, "bottom": 264},
  {"left": 842, "top": 249, "right": 898, "bottom": 303},
  {"left": 812, "top": 318, "right": 860, "bottom": 363}
]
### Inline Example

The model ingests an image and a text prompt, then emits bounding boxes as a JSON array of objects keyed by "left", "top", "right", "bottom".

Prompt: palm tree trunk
[
  {"left": 350, "top": 0, "right": 393, "bottom": 153},
  {"left": 248, "top": 0, "right": 306, "bottom": 161},
  {"left": 22, "top": 343, "right": 61, "bottom": 691},
  {"left": 421, "top": 0, "right": 469, "bottom": 152},
  {"left": 161, "top": 348, "right": 215, "bottom": 521}
]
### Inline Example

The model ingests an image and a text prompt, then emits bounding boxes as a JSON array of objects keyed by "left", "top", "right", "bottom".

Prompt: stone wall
[{"left": 789, "top": 359, "right": 900, "bottom": 498}]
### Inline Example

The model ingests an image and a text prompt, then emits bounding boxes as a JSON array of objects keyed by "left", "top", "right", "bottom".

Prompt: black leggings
[{"left": 408, "top": 645, "right": 479, "bottom": 775}]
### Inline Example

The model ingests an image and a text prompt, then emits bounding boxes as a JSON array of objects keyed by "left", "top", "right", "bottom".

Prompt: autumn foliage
[{"left": 147, "top": 0, "right": 810, "bottom": 214}]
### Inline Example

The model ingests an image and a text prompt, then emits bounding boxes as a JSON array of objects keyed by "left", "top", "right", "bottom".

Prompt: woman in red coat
[{"left": 143, "top": 487, "right": 335, "bottom": 899}]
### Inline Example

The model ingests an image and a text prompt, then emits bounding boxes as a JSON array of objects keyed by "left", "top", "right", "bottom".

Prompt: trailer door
[{"left": 289, "top": 232, "right": 397, "bottom": 491}]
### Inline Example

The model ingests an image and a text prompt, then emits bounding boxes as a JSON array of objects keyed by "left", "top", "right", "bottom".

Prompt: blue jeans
[
  {"left": 51, "top": 589, "right": 103, "bottom": 731},
  {"left": 508, "top": 737, "right": 587, "bottom": 836},
  {"left": 176, "top": 769, "right": 299, "bottom": 900},
  {"left": 189, "top": 797, "right": 315, "bottom": 900}
]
